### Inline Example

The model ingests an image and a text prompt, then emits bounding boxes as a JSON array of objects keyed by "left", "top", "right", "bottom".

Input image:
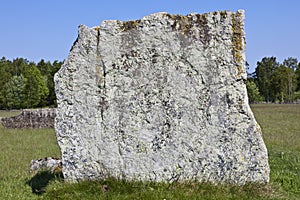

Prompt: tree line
[
  {"left": 0, "top": 57, "right": 62, "bottom": 109},
  {"left": 247, "top": 57, "right": 300, "bottom": 103},
  {"left": 1, "top": 56, "right": 299, "bottom": 109}
]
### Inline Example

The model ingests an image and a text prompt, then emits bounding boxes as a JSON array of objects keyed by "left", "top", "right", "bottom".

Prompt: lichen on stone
[
  {"left": 231, "top": 10, "right": 246, "bottom": 80},
  {"left": 119, "top": 20, "right": 141, "bottom": 31},
  {"left": 164, "top": 14, "right": 193, "bottom": 35},
  {"left": 93, "top": 26, "right": 100, "bottom": 31}
]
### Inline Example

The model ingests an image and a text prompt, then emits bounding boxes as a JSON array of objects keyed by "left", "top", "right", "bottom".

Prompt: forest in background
[
  {"left": 0, "top": 57, "right": 62, "bottom": 109},
  {"left": 0, "top": 56, "right": 300, "bottom": 110},
  {"left": 247, "top": 57, "right": 300, "bottom": 103}
]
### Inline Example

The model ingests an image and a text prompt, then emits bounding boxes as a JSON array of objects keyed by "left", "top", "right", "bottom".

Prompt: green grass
[
  {"left": 0, "top": 110, "right": 21, "bottom": 118},
  {"left": 251, "top": 104, "right": 300, "bottom": 199},
  {"left": 0, "top": 127, "right": 60, "bottom": 199},
  {"left": 0, "top": 104, "right": 299, "bottom": 199},
  {"left": 43, "top": 179, "right": 275, "bottom": 200}
]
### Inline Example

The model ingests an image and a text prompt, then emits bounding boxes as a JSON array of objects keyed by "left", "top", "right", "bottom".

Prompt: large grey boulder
[{"left": 55, "top": 10, "right": 269, "bottom": 184}]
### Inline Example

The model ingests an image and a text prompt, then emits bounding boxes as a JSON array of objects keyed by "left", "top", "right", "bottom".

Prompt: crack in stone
[{"left": 95, "top": 27, "right": 107, "bottom": 121}]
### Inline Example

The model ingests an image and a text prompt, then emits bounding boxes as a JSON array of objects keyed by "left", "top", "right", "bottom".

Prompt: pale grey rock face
[
  {"left": 55, "top": 10, "right": 270, "bottom": 184},
  {"left": 30, "top": 157, "right": 62, "bottom": 174}
]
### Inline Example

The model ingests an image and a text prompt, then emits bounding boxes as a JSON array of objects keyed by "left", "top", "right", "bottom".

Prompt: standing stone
[{"left": 55, "top": 10, "right": 270, "bottom": 184}]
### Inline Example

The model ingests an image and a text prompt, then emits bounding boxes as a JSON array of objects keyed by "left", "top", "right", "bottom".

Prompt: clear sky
[{"left": 0, "top": 0, "right": 299, "bottom": 72}]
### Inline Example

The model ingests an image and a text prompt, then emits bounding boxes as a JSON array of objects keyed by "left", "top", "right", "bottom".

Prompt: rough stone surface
[
  {"left": 30, "top": 157, "right": 62, "bottom": 174},
  {"left": 1, "top": 108, "right": 55, "bottom": 128},
  {"left": 55, "top": 10, "right": 270, "bottom": 184}
]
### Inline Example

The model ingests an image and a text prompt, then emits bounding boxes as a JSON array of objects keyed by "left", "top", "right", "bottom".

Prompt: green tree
[
  {"left": 48, "top": 60, "right": 62, "bottom": 106},
  {"left": 37, "top": 59, "right": 52, "bottom": 106},
  {"left": 283, "top": 57, "right": 298, "bottom": 70},
  {"left": 37, "top": 59, "right": 50, "bottom": 75},
  {"left": 246, "top": 80, "right": 262, "bottom": 103},
  {"left": 255, "top": 57, "right": 279, "bottom": 102},
  {"left": 283, "top": 57, "right": 298, "bottom": 102},
  {"left": 0, "top": 57, "right": 12, "bottom": 109},
  {"left": 287, "top": 66, "right": 297, "bottom": 102},
  {"left": 0, "top": 57, "right": 62, "bottom": 109},
  {"left": 23, "top": 64, "right": 49, "bottom": 108},
  {"left": 2, "top": 75, "right": 26, "bottom": 109},
  {"left": 296, "top": 63, "right": 300, "bottom": 91},
  {"left": 37, "top": 59, "right": 62, "bottom": 106},
  {"left": 271, "top": 65, "right": 290, "bottom": 103},
  {"left": 10, "top": 57, "right": 29, "bottom": 76}
]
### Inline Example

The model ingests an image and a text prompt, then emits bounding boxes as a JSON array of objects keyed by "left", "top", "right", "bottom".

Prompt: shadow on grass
[{"left": 26, "top": 171, "right": 63, "bottom": 195}]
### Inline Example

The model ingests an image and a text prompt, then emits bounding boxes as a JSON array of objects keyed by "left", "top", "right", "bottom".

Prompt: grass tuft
[{"left": 43, "top": 178, "right": 276, "bottom": 200}]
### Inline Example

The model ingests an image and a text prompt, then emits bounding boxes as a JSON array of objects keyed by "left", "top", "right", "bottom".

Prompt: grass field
[
  {"left": 251, "top": 104, "right": 300, "bottom": 199},
  {"left": 0, "top": 104, "right": 299, "bottom": 199},
  {"left": 0, "top": 110, "right": 21, "bottom": 118}
]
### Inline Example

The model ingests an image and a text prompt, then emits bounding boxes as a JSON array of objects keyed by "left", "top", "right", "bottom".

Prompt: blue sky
[{"left": 0, "top": 0, "right": 299, "bottom": 72}]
